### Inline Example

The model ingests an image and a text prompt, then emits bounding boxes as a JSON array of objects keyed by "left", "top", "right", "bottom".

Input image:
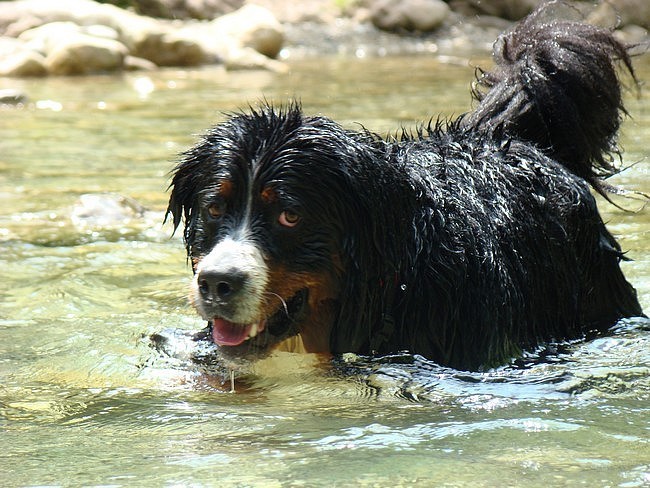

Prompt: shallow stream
[{"left": 1, "top": 54, "right": 649, "bottom": 487}]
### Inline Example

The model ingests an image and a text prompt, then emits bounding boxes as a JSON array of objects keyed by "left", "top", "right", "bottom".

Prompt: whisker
[
  {"left": 265, "top": 292, "right": 289, "bottom": 316},
  {"left": 229, "top": 369, "right": 236, "bottom": 393}
]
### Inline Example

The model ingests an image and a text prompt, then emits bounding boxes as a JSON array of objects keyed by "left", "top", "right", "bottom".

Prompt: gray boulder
[
  {"left": 125, "top": 27, "right": 208, "bottom": 66},
  {"left": 369, "top": 0, "right": 450, "bottom": 32},
  {"left": 448, "top": 0, "right": 542, "bottom": 20},
  {"left": 588, "top": 0, "right": 650, "bottom": 29},
  {"left": 45, "top": 34, "right": 128, "bottom": 75},
  {"left": 0, "top": 49, "right": 46, "bottom": 76},
  {"left": 0, "top": 0, "right": 285, "bottom": 75},
  {"left": 177, "top": 3, "right": 285, "bottom": 69},
  {"left": 212, "top": 3, "right": 284, "bottom": 58}
]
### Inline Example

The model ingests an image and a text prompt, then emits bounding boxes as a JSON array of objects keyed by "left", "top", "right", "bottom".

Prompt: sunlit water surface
[{"left": 1, "top": 54, "right": 649, "bottom": 487}]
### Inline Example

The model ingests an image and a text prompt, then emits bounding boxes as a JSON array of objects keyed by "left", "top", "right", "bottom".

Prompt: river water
[{"left": 1, "top": 55, "right": 649, "bottom": 487}]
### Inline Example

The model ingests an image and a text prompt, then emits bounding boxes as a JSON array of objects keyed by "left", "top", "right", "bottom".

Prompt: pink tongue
[{"left": 211, "top": 319, "right": 252, "bottom": 346}]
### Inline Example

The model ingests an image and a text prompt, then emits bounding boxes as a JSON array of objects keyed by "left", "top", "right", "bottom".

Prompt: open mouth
[{"left": 209, "top": 288, "right": 309, "bottom": 352}]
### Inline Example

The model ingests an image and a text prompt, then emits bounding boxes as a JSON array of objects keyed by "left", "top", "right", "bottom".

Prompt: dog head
[{"left": 166, "top": 103, "right": 401, "bottom": 361}]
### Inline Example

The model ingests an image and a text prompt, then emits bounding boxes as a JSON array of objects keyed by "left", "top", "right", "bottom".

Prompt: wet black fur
[{"left": 167, "top": 10, "right": 644, "bottom": 370}]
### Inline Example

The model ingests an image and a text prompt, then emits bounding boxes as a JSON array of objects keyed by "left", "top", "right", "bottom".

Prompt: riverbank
[
  {"left": 0, "top": 0, "right": 648, "bottom": 79},
  {"left": 254, "top": 0, "right": 649, "bottom": 58}
]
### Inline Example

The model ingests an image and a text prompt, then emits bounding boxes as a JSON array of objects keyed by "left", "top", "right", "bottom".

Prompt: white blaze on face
[{"left": 192, "top": 236, "right": 269, "bottom": 324}]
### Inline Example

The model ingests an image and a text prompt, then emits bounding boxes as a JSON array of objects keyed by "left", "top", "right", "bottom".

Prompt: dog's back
[
  {"left": 463, "top": 10, "right": 644, "bottom": 332},
  {"left": 353, "top": 11, "right": 645, "bottom": 368}
]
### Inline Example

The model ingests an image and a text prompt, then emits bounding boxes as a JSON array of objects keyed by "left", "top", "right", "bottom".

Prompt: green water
[{"left": 1, "top": 55, "right": 649, "bottom": 487}]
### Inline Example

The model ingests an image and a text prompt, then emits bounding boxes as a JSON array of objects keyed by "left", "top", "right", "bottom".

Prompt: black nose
[{"left": 197, "top": 269, "right": 248, "bottom": 302}]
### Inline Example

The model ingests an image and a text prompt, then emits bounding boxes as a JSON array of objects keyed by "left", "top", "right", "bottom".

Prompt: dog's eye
[
  {"left": 207, "top": 203, "right": 225, "bottom": 219},
  {"left": 278, "top": 210, "right": 300, "bottom": 227}
]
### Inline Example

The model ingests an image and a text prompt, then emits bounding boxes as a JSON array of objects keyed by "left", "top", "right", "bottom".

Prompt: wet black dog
[{"left": 166, "top": 10, "right": 644, "bottom": 370}]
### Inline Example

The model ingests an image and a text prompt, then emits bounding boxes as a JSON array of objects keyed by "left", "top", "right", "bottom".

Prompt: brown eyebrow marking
[
  {"left": 260, "top": 185, "right": 277, "bottom": 203},
  {"left": 218, "top": 179, "right": 233, "bottom": 199}
]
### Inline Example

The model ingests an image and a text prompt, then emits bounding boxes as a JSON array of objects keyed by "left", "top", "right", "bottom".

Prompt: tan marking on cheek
[
  {"left": 274, "top": 335, "right": 307, "bottom": 353},
  {"left": 264, "top": 264, "right": 340, "bottom": 354},
  {"left": 299, "top": 298, "right": 336, "bottom": 353}
]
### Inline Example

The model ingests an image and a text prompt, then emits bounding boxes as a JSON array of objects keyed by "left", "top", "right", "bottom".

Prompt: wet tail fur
[
  {"left": 464, "top": 4, "right": 644, "bottom": 328},
  {"left": 464, "top": 4, "right": 637, "bottom": 194}
]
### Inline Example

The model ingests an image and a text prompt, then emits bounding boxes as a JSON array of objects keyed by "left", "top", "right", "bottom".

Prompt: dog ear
[
  {"left": 165, "top": 147, "right": 208, "bottom": 256},
  {"left": 333, "top": 230, "right": 392, "bottom": 354},
  {"left": 328, "top": 147, "right": 416, "bottom": 355}
]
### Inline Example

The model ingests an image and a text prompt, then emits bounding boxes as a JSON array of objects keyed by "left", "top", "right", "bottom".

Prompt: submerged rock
[
  {"left": 0, "top": 88, "right": 29, "bottom": 105},
  {"left": 71, "top": 193, "right": 146, "bottom": 229}
]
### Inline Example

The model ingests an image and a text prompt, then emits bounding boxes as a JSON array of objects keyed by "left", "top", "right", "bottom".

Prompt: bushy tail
[{"left": 464, "top": 3, "right": 637, "bottom": 190}]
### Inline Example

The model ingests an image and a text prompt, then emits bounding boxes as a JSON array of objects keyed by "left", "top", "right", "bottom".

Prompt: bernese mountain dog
[{"left": 166, "top": 8, "right": 644, "bottom": 371}]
